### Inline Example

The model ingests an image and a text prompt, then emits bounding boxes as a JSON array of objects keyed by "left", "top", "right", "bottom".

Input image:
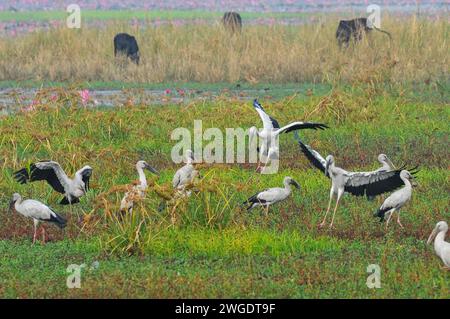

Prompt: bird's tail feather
[
  {"left": 373, "top": 207, "right": 390, "bottom": 222},
  {"left": 49, "top": 212, "right": 67, "bottom": 229}
]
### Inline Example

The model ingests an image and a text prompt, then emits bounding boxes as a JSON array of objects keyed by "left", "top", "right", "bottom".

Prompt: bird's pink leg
[
  {"left": 32, "top": 220, "right": 38, "bottom": 244},
  {"left": 41, "top": 225, "right": 47, "bottom": 244},
  {"left": 329, "top": 191, "right": 343, "bottom": 229},
  {"left": 319, "top": 191, "right": 334, "bottom": 228},
  {"left": 385, "top": 209, "right": 394, "bottom": 229},
  {"left": 396, "top": 212, "right": 404, "bottom": 229}
]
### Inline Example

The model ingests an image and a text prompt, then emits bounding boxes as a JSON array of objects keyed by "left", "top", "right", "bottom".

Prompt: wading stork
[
  {"left": 173, "top": 149, "right": 199, "bottom": 195},
  {"left": 120, "top": 160, "right": 158, "bottom": 215},
  {"left": 427, "top": 221, "right": 450, "bottom": 269},
  {"left": 373, "top": 170, "right": 417, "bottom": 229},
  {"left": 294, "top": 134, "right": 418, "bottom": 229},
  {"left": 14, "top": 161, "right": 92, "bottom": 205},
  {"left": 249, "top": 99, "right": 328, "bottom": 172},
  {"left": 243, "top": 176, "right": 300, "bottom": 216},
  {"left": 10, "top": 193, "right": 67, "bottom": 244}
]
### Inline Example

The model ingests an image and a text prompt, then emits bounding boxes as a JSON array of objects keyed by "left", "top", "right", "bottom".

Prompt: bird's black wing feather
[
  {"left": 345, "top": 167, "right": 419, "bottom": 198},
  {"left": 294, "top": 135, "right": 327, "bottom": 175},
  {"left": 282, "top": 123, "right": 329, "bottom": 134},
  {"left": 14, "top": 162, "right": 65, "bottom": 194},
  {"left": 80, "top": 169, "right": 92, "bottom": 192},
  {"left": 60, "top": 196, "right": 80, "bottom": 205}
]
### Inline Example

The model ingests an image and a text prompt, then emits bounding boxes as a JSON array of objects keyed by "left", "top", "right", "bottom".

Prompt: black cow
[
  {"left": 114, "top": 33, "right": 140, "bottom": 65},
  {"left": 336, "top": 18, "right": 391, "bottom": 48},
  {"left": 223, "top": 12, "right": 242, "bottom": 33}
]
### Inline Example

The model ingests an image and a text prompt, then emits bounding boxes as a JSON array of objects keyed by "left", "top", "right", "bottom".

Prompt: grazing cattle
[
  {"left": 336, "top": 18, "right": 391, "bottom": 48},
  {"left": 223, "top": 12, "right": 242, "bottom": 33},
  {"left": 114, "top": 33, "right": 140, "bottom": 64}
]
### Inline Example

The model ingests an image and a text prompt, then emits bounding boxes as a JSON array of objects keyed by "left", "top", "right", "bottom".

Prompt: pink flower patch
[{"left": 79, "top": 89, "right": 90, "bottom": 105}]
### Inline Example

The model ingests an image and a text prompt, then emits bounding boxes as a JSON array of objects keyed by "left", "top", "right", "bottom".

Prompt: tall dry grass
[{"left": 0, "top": 15, "right": 448, "bottom": 84}]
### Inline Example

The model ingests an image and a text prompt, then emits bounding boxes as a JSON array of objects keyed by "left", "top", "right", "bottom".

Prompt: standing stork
[
  {"left": 10, "top": 193, "right": 67, "bottom": 244},
  {"left": 294, "top": 135, "right": 418, "bottom": 229},
  {"left": 173, "top": 149, "right": 199, "bottom": 195},
  {"left": 243, "top": 176, "right": 300, "bottom": 216},
  {"left": 14, "top": 161, "right": 92, "bottom": 205},
  {"left": 120, "top": 160, "right": 158, "bottom": 215},
  {"left": 373, "top": 170, "right": 417, "bottom": 229},
  {"left": 249, "top": 99, "right": 328, "bottom": 172},
  {"left": 427, "top": 221, "right": 450, "bottom": 269}
]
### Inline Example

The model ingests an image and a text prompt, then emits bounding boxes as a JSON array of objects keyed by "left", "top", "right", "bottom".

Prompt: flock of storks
[{"left": 8, "top": 98, "right": 449, "bottom": 268}]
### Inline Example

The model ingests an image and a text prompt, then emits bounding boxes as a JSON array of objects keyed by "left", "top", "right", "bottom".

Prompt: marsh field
[{"left": 0, "top": 5, "right": 449, "bottom": 298}]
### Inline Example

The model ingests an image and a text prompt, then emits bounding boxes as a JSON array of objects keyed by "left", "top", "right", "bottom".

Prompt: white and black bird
[
  {"left": 120, "top": 160, "right": 158, "bottom": 214},
  {"left": 373, "top": 170, "right": 417, "bottom": 229},
  {"left": 294, "top": 135, "right": 418, "bottom": 229},
  {"left": 427, "top": 221, "right": 450, "bottom": 269},
  {"left": 173, "top": 149, "right": 199, "bottom": 194},
  {"left": 14, "top": 161, "right": 92, "bottom": 205},
  {"left": 10, "top": 193, "right": 67, "bottom": 244},
  {"left": 243, "top": 176, "right": 300, "bottom": 216},
  {"left": 249, "top": 99, "right": 328, "bottom": 171}
]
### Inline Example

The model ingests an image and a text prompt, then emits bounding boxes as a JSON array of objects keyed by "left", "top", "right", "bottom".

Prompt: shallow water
[{"left": 0, "top": 86, "right": 304, "bottom": 115}]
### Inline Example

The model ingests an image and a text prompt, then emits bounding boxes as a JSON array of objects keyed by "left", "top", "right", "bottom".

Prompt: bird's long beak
[
  {"left": 144, "top": 163, "right": 159, "bottom": 175},
  {"left": 387, "top": 158, "right": 396, "bottom": 170},
  {"left": 410, "top": 176, "right": 418, "bottom": 187},
  {"left": 9, "top": 199, "right": 15, "bottom": 212},
  {"left": 290, "top": 180, "right": 300, "bottom": 189},
  {"left": 427, "top": 227, "right": 437, "bottom": 245},
  {"left": 325, "top": 160, "right": 331, "bottom": 177}
]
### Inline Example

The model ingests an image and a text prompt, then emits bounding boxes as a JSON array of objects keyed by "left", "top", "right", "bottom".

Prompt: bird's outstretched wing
[
  {"left": 275, "top": 122, "right": 328, "bottom": 135},
  {"left": 252, "top": 99, "right": 280, "bottom": 130},
  {"left": 344, "top": 167, "right": 419, "bottom": 197},
  {"left": 14, "top": 161, "right": 68, "bottom": 194},
  {"left": 294, "top": 132, "right": 327, "bottom": 176}
]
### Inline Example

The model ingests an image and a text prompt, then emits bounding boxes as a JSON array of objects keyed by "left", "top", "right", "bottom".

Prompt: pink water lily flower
[
  {"left": 165, "top": 89, "right": 172, "bottom": 95},
  {"left": 79, "top": 89, "right": 90, "bottom": 105}
]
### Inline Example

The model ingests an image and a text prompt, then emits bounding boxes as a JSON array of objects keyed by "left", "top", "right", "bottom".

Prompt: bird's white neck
[
  {"left": 435, "top": 230, "right": 447, "bottom": 246},
  {"left": 401, "top": 175, "right": 412, "bottom": 189},
  {"left": 137, "top": 167, "right": 148, "bottom": 189},
  {"left": 14, "top": 197, "right": 22, "bottom": 209}
]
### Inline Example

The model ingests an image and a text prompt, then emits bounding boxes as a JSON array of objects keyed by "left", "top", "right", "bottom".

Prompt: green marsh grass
[{"left": 0, "top": 87, "right": 448, "bottom": 297}]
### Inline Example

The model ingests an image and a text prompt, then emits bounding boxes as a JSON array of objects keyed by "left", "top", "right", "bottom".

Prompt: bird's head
[
  {"left": 137, "top": 160, "right": 159, "bottom": 175},
  {"left": 378, "top": 153, "right": 395, "bottom": 169},
  {"left": 427, "top": 221, "right": 448, "bottom": 245},
  {"left": 400, "top": 170, "right": 417, "bottom": 186},
  {"left": 325, "top": 155, "right": 334, "bottom": 176},
  {"left": 284, "top": 176, "right": 300, "bottom": 189},
  {"left": 79, "top": 165, "right": 93, "bottom": 176},
  {"left": 9, "top": 193, "right": 21, "bottom": 212}
]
